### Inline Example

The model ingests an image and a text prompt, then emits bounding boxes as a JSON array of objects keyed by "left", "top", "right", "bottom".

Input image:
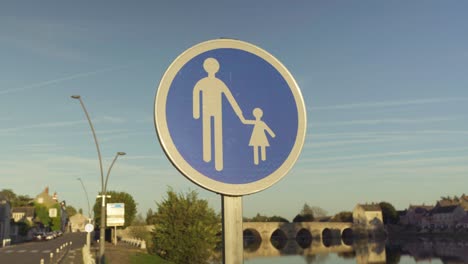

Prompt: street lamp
[
  {"left": 77, "top": 177, "right": 92, "bottom": 248},
  {"left": 71, "top": 95, "right": 125, "bottom": 264},
  {"left": 77, "top": 178, "right": 91, "bottom": 219}
]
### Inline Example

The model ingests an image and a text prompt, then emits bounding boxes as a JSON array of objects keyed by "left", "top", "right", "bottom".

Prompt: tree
[
  {"left": 151, "top": 189, "right": 221, "bottom": 264},
  {"left": 65, "top": 205, "right": 77, "bottom": 217},
  {"left": 0, "top": 189, "right": 33, "bottom": 207},
  {"left": 93, "top": 190, "right": 137, "bottom": 228},
  {"left": 301, "top": 203, "right": 314, "bottom": 216},
  {"left": 379, "top": 202, "right": 398, "bottom": 225},
  {"left": 0, "top": 189, "right": 17, "bottom": 202},
  {"left": 293, "top": 214, "right": 314, "bottom": 222},
  {"left": 133, "top": 213, "right": 146, "bottom": 226},
  {"left": 15, "top": 195, "right": 33, "bottom": 207},
  {"left": 293, "top": 203, "right": 314, "bottom": 222},
  {"left": 146, "top": 208, "right": 157, "bottom": 225},
  {"left": 34, "top": 204, "right": 51, "bottom": 228},
  {"left": 310, "top": 206, "right": 328, "bottom": 218},
  {"left": 331, "top": 211, "right": 353, "bottom": 222},
  {"left": 243, "top": 213, "right": 289, "bottom": 223}
]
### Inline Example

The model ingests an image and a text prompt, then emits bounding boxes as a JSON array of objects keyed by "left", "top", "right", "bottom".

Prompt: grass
[{"left": 129, "top": 252, "right": 173, "bottom": 264}]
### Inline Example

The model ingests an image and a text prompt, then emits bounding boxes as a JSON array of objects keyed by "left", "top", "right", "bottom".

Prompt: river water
[{"left": 242, "top": 237, "right": 468, "bottom": 264}]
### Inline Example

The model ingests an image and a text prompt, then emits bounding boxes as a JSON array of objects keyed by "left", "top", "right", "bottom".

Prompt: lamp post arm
[
  {"left": 77, "top": 98, "right": 105, "bottom": 190},
  {"left": 78, "top": 178, "right": 92, "bottom": 219},
  {"left": 104, "top": 153, "right": 120, "bottom": 194}
]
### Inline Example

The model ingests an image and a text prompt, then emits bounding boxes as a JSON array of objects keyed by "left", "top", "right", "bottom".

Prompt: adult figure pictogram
[{"left": 193, "top": 57, "right": 245, "bottom": 171}]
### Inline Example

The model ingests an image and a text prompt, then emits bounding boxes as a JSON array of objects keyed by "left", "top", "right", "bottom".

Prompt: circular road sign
[
  {"left": 154, "top": 39, "right": 306, "bottom": 196},
  {"left": 85, "top": 223, "right": 94, "bottom": 233}
]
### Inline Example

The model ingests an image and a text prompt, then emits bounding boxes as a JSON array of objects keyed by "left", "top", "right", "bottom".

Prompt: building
[
  {"left": 69, "top": 213, "right": 88, "bottom": 232},
  {"left": 431, "top": 205, "right": 465, "bottom": 229},
  {"left": 11, "top": 207, "right": 35, "bottom": 223},
  {"left": 0, "top": 194, "right": 11, "bottom": 246},
  {"left": 34, "top": 187, "right": 58, "bottom": 207},
  {"left": 421, "top": 205, "right": 466, "bottom": 230},
  {"left": 400, "top": 205, "right": 434, "bottom": 226},
  {"left": 353, "top": 204, "right": 384, "bottom": 229},
  {"left": 456, "top": 214, "right": 468, "bottom": 229}
]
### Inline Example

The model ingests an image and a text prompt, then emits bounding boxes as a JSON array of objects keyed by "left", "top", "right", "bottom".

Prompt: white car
[{"left": 44, "top": 232, "right": 55, "bottom": 240}]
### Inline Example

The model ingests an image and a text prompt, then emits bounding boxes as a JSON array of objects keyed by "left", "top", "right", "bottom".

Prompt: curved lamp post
[
  {"left": 71, "top": 95, "right": 125, "bottom": 264},
  {"left": 77, "top": 177, "right": 91, "bottom": 219}
]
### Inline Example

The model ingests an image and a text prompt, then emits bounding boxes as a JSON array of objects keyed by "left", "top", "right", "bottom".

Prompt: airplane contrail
[{"left": 0, "top": 63, "right": 134, "bottom": 95}]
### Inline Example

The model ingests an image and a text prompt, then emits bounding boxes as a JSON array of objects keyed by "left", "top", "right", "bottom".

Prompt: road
[{"left": 0, "top": 232, "right": 87, "bottom": 264}]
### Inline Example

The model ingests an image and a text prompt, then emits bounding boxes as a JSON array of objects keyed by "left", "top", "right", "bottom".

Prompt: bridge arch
[
  {"left": 296, "top": 228, "right": 312, "bottom": 248},
  {"left": 243, "top": 228, "right": 262, "bottom": 252},
  {"left": 270, "top": 229, "right": 288, "bottom": 250}
]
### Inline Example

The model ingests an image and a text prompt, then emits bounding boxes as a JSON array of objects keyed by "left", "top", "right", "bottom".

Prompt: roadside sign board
[
  {"left": 49, "top": 208, "right": 57, "bottom": 218},
  {"left": 106, "top": 203, "right": 125, "bottom": 227},
  {"left": 154, "top": 39, "right": 306, "bottom": 195}
]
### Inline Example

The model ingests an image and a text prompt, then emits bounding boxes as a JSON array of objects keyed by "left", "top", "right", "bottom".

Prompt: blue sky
[{"left": 1, "top": 1, "right": 467, "bottom": 220}]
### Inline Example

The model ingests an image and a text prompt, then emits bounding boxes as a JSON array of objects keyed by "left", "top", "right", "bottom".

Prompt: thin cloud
[
  {"left": 312, "top": 130, "right": 468, "bottom": 139},
  {"left": 0, "top": 120, "right": 87, "bottom": 133},
  {"left": 0, "top": 64, "right": 133, "bottom": 95},
  {"left": 301, "top": 147, "right": 468, "bottom": 163},
  {"left": 307, "top": 137, "right": 409, "bottom": 148},
  {"left": 311, "top": 97, "right": 468, "bottom": 111},
  {"left": 313, "top": 117, "right": 457, "bottom": 127},
  {"left": 99, "top": 115, "right": 126, "bottom": 124}
]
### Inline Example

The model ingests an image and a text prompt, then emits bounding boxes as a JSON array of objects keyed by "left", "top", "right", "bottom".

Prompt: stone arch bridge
[
  {"left": 243, "top": 222, "right": 354, "bottom": 259},
  {"left": 243, "top": 221, "right": 353, "bottom": 241}
]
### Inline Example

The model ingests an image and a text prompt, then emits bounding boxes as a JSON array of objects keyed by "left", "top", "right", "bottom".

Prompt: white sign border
[{"left": 154, "top": 39, "right": 307, "bottom": 196}]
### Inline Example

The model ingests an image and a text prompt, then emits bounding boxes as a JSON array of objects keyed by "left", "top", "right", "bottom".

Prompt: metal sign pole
[{"left": 222, "top": 195, "right": 243, "bottom": 264}]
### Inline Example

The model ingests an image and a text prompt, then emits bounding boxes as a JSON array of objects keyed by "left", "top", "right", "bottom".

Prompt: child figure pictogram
[{"left": 244, "top": 108, "right": 276, "bottom": 165}]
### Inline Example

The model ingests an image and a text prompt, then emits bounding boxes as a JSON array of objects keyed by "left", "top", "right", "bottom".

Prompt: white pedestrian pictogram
[
  {"left": 244, "top": 108, "right": 276, "bottom": 165},
  {"left": 193, "top": 58, "right": 276, "bottom": 170},
  {"left": 193, "top": 58, "right": 245, "bottom": 171}
]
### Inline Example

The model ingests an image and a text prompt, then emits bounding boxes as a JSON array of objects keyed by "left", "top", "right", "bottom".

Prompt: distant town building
[
  {"left": 11, "top": 207, "right": 35, "bottom": 223},
  {"left": 34, "top": 187, "right": 58, "bottom": 207},
  {"left": 69, "top": 213, "right": 88, "bottom": 232},
  {"left": 400, "top": 205, "right": 434, "bottom": 226},
  {"left": 456, "top": 214, "right": 468, "bottom": 229},
  {"left": 436, "top": 194, "right": 468, "bottom": 211},
  {"left": 0, "top": 194, "right": 11, "bottom": 246},
  {"left": 353, "top": 204, "right": 383, "bottom": 229},
  {"left": 423, "top": 205, "right": 465, "bottom": 229}
]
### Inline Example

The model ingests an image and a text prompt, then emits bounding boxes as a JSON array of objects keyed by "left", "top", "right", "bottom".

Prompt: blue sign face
[{"left": 155, "top": 39, "right": 306, "bottom": 195}]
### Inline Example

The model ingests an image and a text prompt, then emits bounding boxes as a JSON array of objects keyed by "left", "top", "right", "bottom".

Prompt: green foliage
[
  {"left": 379, "top": 201, "right": 398, "bottom": 224},
  {"left": 331, "top": 211, "right": 353, "bottom": 222},
  {"left": 133, "top": 213, "right": 146, "bottom": 226},
  {"left": 130, "top": 226, "right": 153, "bottom": 252},
  {"left": 244, "top": 213, "right": 289, "bottom": 222},
  {"left": 146, "top": 208, "right": 157, "bottom": 225},
  {"left": 34, "top": 204, "right": 51, "bottom": 227},
  {"left": 293, "top": 203, "right": 315, "bottom": 222},
  {"left": 50, "top": 204, "right": 62, "bottom": 231},
  {"left": 0, "top": 189, "right": 16, "bottom": 202},
  {"left": 293, "top": 214, "right": 314, "bottom": 222},
  {"left": 66, "top": 205, "right": 77, "bottom": 217},
  {"left": 93, "top": 190, "right": 137, "bottom": 228},
  {"left": 151, "top": 189, "right": 221, "bottom": 264},
  {"left": 301, "top": 203, "right": 314, "bottom": 216},
  {"left": 0, "top": 189, "right": 33, "bottom": 207}
]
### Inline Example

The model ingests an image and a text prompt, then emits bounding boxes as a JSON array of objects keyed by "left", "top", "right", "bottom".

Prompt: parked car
[
  {"left": 44, "top": 232, "right": 55, "bottom": 240},
  {"left": 32, "top": 232, "right": 45, "bottom": 241}
]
